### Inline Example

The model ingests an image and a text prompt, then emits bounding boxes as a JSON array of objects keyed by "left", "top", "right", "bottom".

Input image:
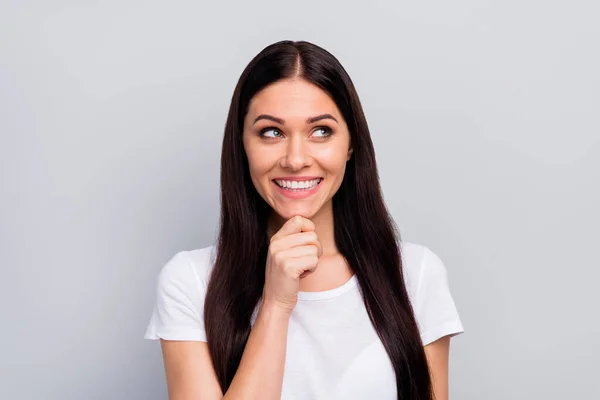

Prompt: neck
[{"left": 267, "top": 201, "right": 338, "bottom": 256}]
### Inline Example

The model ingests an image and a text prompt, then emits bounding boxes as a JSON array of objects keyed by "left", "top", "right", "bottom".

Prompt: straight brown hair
[{"left": 204, "top": 40, "right": 433, "bottom": 399}]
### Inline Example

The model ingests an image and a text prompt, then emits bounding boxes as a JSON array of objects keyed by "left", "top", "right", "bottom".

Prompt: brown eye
[{"left": 312, "top": 126, "right": 333, "bottom": 138}]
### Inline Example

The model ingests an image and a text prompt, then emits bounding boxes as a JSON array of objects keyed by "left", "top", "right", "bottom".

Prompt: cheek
[
  {"left": 314, "top": 145, "right": 350, "bottom": 173},
  {"left": 245, "top": 145, "right": 275, "bottom": 181}
]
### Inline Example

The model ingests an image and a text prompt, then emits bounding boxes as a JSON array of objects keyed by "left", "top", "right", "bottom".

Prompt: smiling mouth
[{"left": 273, "top": 178, "right": 323, "bottom": 191}]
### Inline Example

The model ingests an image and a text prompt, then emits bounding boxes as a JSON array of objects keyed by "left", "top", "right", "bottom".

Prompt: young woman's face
[{"left": 242, "top": 78, "right": 353, "bottom": 222}]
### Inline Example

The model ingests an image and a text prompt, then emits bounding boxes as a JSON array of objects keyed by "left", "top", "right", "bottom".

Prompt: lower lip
[{"left": 272, "top": 179, "right": 323, "bottom": 199}]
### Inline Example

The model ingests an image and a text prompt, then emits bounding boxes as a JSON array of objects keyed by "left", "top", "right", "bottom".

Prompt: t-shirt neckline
[{"left": 297, "top": 274, "right": 358, "bottom": 301}]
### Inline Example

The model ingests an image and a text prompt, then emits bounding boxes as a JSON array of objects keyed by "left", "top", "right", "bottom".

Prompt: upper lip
[{"left": 272, "top": 176, "right": 323, "bottom": 181}]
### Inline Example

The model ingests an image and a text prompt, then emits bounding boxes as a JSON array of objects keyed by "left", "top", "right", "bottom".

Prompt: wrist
[{"left": 259, "top": 300, "right": 293, "bottom": 321}]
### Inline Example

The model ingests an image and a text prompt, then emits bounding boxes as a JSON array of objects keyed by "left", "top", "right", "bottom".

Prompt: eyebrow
[{"left": 253, "top": 113, "right": 338, "bottom": 125}]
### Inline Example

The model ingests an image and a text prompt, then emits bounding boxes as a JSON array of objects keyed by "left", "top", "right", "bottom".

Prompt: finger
[
  {"left": 278, "top": 244, "right": 320, "bottom": 260},
  {"left": 275, "top": 232, "right": 322, "bottom": 258},
  {"left": 283, "top": 256, "right": 319, "bottom": 278},
  {"left": 271, "top": 216, "right": 315, "bottom": 242},
  {"left": 299, "top": 270, "right": 314, "bottom": 279}
]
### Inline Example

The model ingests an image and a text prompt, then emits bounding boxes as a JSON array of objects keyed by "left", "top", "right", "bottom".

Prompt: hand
[{"left": 262, "top": 216, "right": 323, "bottom": 315}]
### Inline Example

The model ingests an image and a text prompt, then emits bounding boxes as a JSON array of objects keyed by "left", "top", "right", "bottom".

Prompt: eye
[
  {"left": 259, "top": 127, "right": 283, "bottom": 139},
  {"left": 312, "top": 126, "right": 333, "bottom": 138}
]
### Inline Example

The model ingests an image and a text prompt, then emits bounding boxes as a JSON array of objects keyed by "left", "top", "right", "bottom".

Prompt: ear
[{"left": 346, "top": 147, "right": 354, "bottom": 161}]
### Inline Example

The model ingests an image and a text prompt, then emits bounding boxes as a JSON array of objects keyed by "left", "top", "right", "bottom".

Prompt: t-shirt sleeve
[
  {"left": 144, "top": 251, "right": 207, "bottom": 342},
  {"left": 413, "top": 247, "right": 464, "bottom": 346}
]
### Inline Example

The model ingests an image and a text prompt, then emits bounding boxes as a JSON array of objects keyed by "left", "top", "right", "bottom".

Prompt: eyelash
[{"left": 259, "top": 126, "right": 333, "bottom": 139}]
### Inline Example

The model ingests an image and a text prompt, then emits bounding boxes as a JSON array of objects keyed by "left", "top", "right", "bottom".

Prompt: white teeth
[{"left": 275, "top": 178, "right": 321, "bottom": 190}]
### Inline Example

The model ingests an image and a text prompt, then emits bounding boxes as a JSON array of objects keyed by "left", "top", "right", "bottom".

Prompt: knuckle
[
  {"left": 273, "top": 251, "right": 284, "bottom": 265},
  {"left": 281, "top": 256, "right": 293, "bottom": 268},
  {"left": 282, "top": 260, "right": 295, "bottom": 274},
  {"left": 305, "top": 232, "right": 317, "bottom": 243},
  {"left": 268, "top": 244, "right": 279, "bottom": 256}
]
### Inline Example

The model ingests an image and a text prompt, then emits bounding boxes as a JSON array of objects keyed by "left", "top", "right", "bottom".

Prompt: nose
[{"left": 280, "top": 135, "right": 311, "bottom": 171}]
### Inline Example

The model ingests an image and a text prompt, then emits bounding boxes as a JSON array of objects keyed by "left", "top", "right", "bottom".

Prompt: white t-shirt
[{"left": 144, "top": 241, "right": 464, "bottom": 399}]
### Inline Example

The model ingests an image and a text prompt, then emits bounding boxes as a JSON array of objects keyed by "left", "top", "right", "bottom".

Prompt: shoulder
[
  {"left": 157, "top": 245, "right": 217, "bottom": 292},
  {"left": 399, "top": 241, "right": 450, "bottom": 302},
  {"left": 399, "top": 241, "right": 431, "bottom": 290},
  {"left": 399, "top": 241, "right": 464, "bottom": 344},
  {"left": 145, "top": 245, "right": 216, "bottom": 341},
  {"left": 183, "top": 245, "right": 218, "bottom": 284}
]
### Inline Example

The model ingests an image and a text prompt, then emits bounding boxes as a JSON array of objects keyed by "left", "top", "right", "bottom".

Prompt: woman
[{"left": 145, "top": 40, "right": 464, "bottom": 400}]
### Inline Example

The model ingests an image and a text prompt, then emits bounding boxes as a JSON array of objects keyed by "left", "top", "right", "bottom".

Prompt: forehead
[{"left": 246, "top": 78, "right": 342, "bottom": 120}]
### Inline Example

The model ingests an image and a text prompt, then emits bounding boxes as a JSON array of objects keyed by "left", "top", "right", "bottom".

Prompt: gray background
[{"left": 1, "top": 0, "right": 598, "bottom": 399}]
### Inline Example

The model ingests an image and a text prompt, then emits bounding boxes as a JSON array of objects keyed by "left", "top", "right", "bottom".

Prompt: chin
[{"left": 275, "top": 206, "right": 318, "bottom": 220}]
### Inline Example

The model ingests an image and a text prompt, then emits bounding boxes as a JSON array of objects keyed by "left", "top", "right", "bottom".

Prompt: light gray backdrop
[{"left": 1, "top": 1, "right": 598, "bottom": 399}]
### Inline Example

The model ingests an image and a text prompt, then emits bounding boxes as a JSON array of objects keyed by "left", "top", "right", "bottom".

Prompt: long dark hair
[{"left": 204, "top": 40, "right": 432, "bottom": 399}]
